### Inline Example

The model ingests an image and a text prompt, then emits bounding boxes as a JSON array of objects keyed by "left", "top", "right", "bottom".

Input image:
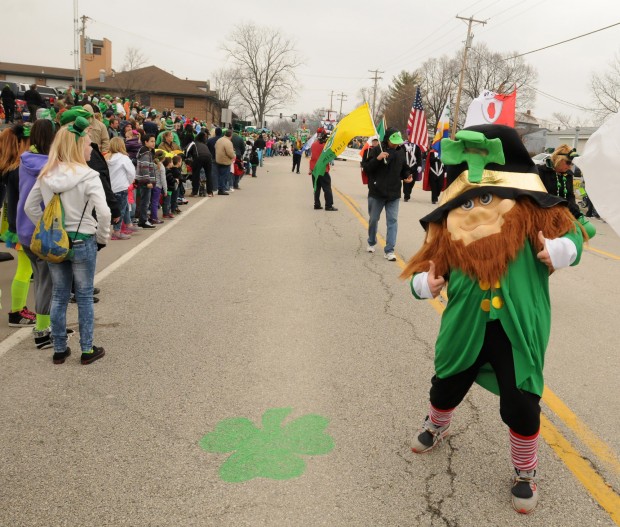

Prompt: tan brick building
[{"left": 86, "top": 66, "right": 223, "bottom": 123}]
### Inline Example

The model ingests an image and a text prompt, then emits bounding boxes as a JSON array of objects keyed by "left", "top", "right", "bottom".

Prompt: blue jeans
[
  {"left": 48, "top": 236, "right": 97, "bottom": 353},
  {"left": 113, "top": 190, "right": 129, "bottom": 231},
  {"left": 216, "top": 163, "right": 231, "bottom": 191},
  {"left": 368, "top": 196, "right": 400, "bottom": 254}
]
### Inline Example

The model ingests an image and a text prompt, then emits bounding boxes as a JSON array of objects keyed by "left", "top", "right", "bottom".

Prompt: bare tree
[
  {"left": 121, "top": 47, "right": 148, "bottom": 72},
  {"left": 415, "top": 55, "right": 460, "bottom": 130},
  {"left": 222, "top": 23, "right": 302, "bottom": 126},
  {"left": 113, "top": 47, "right": 151, "bottom": 100},
  {"left": 459, "top": 43, "right": 537, "bottom": 128},
  {"left": 590, "top": 53, "right": 620, "bottom": 121},
  {"left": 212, "top": 67, "right": 241, "bottom": 109}
]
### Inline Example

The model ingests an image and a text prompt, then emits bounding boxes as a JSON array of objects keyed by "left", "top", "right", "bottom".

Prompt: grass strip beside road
[{"left": 334, "top": 186, "right": 620, "bottom": 525}]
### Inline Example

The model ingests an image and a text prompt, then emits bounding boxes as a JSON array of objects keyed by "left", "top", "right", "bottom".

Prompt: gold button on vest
[
  {"left": 492, "top": 296, "right": 504, "bottom": 309},
  {"left": 479, "top": 280, "right": 490, "bottom": 291},
  {"left": 481, "top": 299, "right": 491, "bottom": 312}
]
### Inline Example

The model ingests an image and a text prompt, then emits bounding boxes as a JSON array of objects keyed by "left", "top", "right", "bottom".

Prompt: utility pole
[
  {"left": 451, "top": 15, "right": 486, "bottom": 138},
  {"left": 368, "top": 69, "right": 384, "bottom": 121},
  {"left": 79, "top": 14, "right": 90, "bottom": 93},
  {"left": 337, "top": 92, "right": 347, "bottom": 119},
  {"left": 73, "top": 0, "right": 79, "bottom": 87},
  {"left": 329, "top": 90, "right": 335, "bottom": 111}
]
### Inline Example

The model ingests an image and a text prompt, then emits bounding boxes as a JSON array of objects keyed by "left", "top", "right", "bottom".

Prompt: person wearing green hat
[
  {"left": 360, "top": 127, "right": 414, "bottom": 261},
  {"left": 156, "top": 118, "right": 180, "bottom": 148},
  {"left": 401, "top": 124, "right": 586, "bottom": 514}
]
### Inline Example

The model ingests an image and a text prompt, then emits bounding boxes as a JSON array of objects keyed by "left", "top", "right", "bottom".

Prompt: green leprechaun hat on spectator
[{"left": 420, "top": 124, "right": 567, "bottom": 226}]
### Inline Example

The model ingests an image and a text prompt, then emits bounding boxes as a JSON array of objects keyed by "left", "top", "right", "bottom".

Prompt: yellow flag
[{"left": 312, "top": 103, "right": 377, "bottom": 178}]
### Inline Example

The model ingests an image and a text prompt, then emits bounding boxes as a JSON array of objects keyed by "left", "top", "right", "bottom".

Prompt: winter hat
[
  {"left": 165, "top": 118, "right": 174, "bottom": 131},
  {"left": 59, "top": 107, "right": 93, "bottom": 126},
  {"left": 420, "top": 124, "right": 565, "bottom": 226}
]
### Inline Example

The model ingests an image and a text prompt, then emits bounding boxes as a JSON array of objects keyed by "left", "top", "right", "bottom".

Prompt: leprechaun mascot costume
[{"left": 401, "top": 125, "right": 585, "bottom": 514}]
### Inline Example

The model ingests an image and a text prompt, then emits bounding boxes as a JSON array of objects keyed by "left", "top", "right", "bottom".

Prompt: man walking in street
[
  {"left": 309, "top": 128, "right": 338, "bottom": 211},
  {"left": 361, "top": 127, "right": 413, "bottom": 261}
]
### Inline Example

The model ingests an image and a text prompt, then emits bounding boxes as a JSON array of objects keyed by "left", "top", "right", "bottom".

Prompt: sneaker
[
  {"left": 150, "top": 218, "right": 164, "bottom": 225},
  {"left": 93, "top": 288, "right": 100, "bottom": 295},
  {"left": 111, "top": 231, "right": 131, "bottom": 240},
  {"left": 35, "top": 328, "right": 76, "bottom": 350},
  {"left": 229, "top": 188, "right": 235, "bottom": 193},
  {"left": 218, "top": 191, "right": 229, "bottom": 196},
  {"left": 314, "top": 204, "right": 323, "bottom": 210},
  {"left": 132, "top": 219, "right": 140, "bottom": 224},
  {"left": 173, "top": 209, "right": 182, "bottom": 214},
  {"left": 8, "top": 308, "right": 36, "bottom": 327},
  {"left": 178, "top": 198, "right": 189, "bottom": 204},
  {"left": 162, "top": 214, "right": 173, "bottom": 219},
  {"left": 411, "top": 418, "right": 451, "bottom": 453},
  {"left": 81, "top": 345, "right": 105, "bottom": 365},
  {"left": 121, "top": 226, "right": 134, "bottom": 235},
  {"left": 325, "top": 206, "right": 338, "bottom": 211},
  {"left": 511, "top": 469, "right": 538, "bottom": 514},
  {"left": 384, "top": 252, "right": 397, "bottom": 261},
  {"left": 367, "top": 245, "right": 376, "bottom": 253},
  {"left": 138, "top": 221, "right": 156, "bottom": 229},
  {"left": 52, "top": 347, "right": 71, "bottom": 365}
]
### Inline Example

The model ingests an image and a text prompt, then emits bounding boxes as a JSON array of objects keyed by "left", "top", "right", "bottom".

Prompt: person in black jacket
[
  {"left": 537, "top": 145, "right": 581, "bottom": 219},
  {"left": 361, "top": 127, "right": 413, "bottom": 261},
  {"left": 190, "top": 132, "right": 213, "bottom": 197},
  {"left": 23, "top": 85, "right": 45, "bottom": 122},
  {"left": 1, "top": 84, "right": 16, "bottom": 123}
]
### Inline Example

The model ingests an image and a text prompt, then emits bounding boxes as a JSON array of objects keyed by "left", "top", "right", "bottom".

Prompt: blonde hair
[
  {"left": 39, "top": 127, "right": 88, "bottom": 178},
  {"left": 109, "top": 137, "right": 128, "bottom": 155},
  {"left": 551, "top": 144, "right": 572, "bottom": 170}
]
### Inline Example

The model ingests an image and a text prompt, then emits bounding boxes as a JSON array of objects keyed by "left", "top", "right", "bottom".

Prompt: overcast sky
[{"left": 5, "top": 0, "right": 620, "bottom": 126}]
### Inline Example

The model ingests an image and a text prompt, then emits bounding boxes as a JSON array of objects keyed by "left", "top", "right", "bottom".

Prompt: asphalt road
[{"left": 0, "top": 155, "right": 618, "bottom": 526}]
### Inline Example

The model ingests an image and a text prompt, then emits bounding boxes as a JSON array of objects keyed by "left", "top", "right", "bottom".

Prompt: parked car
[{"left": 14, "top": 84, "right": 58, "bottom": 108}]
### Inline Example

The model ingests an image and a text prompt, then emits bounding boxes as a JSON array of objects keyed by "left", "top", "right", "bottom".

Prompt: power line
[{"left": 507, "top": 21, "right": 620, "bottom": 59}]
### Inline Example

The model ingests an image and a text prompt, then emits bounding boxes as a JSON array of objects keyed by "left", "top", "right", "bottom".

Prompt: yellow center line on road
[
  {"left": 333, "top": 186, "right": 620, "bottom": 524},
  {"left": 586, "top": 245, "right": 620, "bottom": 261}
]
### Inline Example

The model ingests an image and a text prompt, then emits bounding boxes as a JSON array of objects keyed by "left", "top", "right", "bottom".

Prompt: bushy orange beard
[{"left": 401, "top": 199, "right": 581, "bottom": 284}]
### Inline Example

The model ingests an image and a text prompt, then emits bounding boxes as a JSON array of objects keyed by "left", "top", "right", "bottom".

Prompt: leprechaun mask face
[{"left": 447, "top": 193, "right": 516, "bottom": 246}]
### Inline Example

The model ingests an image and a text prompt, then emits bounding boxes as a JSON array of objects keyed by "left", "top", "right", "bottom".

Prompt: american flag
[{"left": 407, "top": 87, "right": 429, "bottom": 152}]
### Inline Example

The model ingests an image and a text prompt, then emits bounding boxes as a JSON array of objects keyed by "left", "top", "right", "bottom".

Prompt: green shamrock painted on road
[{"left": 199, "top": 408, "right": 335, "bottom": 483}]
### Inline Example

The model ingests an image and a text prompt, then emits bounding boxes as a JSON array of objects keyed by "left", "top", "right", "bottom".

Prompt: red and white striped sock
[
  {"left": 509, "top": 428, "right": 539, "bottom": 472},
  {"left": 428, "top": 404, "right": 455, "bottom": 428}
]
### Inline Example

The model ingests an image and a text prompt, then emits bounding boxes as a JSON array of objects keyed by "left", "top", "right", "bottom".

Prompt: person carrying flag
[{"left": 309, "top": 128, "right": 337, "bottom": 211}]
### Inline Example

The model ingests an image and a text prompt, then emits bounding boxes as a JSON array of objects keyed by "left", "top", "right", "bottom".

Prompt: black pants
[
  {"left": 192, "top": 157, "right": 213, "bottom": 195},
  {"left": 292, "top": 154, "right": 301, "bottom": 173},
  {"left": 429, "top": 174, "right": 442, "bottom": 203},
  {"left": 27, "top": 104, "right": 39, "bottom": 122},
  {"left": 313, "top": 173, "right": 333, "bottom": 208},
  {"left": 429, "top": 320, "right": 541, "bottom": 436},
  {"left": 403, "top": 180, "right": 415, "bottom": 200},
  {"left": 3, "top": 103, "right": 15, "bottom": 123}
]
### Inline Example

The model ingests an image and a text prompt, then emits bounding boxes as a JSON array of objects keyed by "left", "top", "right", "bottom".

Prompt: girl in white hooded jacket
[
  {"left": 106, "top": 137, "right": 135, "bottom": 240},
  {"left": 25, "top": 117, "right": 111, "bottom": 365}
]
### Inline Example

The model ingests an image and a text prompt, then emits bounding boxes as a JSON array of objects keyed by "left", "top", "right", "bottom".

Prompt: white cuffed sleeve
[
  {"left": 413, "top": 272, "right": 433, "bottom": 299},
  {"left": 545, "top": 236, "right": 578, "bottom": 269}
]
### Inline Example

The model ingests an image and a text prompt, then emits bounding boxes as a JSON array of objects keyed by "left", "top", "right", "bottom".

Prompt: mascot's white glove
[{"left": 544, "top": 236, "right": 578, "bottom": 269}]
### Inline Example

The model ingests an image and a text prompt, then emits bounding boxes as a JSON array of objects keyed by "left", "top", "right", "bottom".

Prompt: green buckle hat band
[{"left": 68, "top": 116, "right": 90, "bottom": 140}]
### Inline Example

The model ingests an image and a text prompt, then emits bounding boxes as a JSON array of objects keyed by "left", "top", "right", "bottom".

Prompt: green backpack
[{"left": 31, "top": 194, "right": 87, "bottom": 263}]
